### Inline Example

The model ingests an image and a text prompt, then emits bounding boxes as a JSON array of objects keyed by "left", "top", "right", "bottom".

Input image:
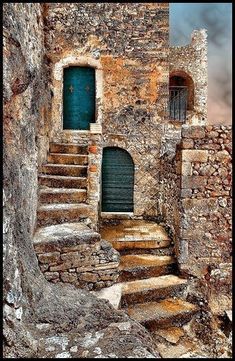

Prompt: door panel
[
  {"left": 102, "top": 147, "right": 134, "bottom": 212},
  {"left": 63, "top": 67, "right": 95, "bottom": 130}
]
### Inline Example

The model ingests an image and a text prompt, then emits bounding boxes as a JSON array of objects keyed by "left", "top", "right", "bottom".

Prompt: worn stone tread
[
  {"left": 38, "top": 174, "right": 87, "bottom": 188},
  {"left": 100, "top": 221, "right": 170, "bottom": 250},
  {"left": 49, "top": 143, "right": 88, "bottom": 154},
  {"left": 40, "top": 187, "right": 86, "bottom": 194},
  {"left": 38, "top": 203, "right": 90, "bottom": 211},
  {"left": 40, "top": 164, "right": 87, "bottom": 177},
  {"left": 122, "top": 275, "right": 187, "bottom": 295},
  {"left": 37, "top": 203, "right": 93, "bottom": 226},
  {"left": 127, "top": 298, "right": 198, "bottom": 325},
  {"left": 120, "top": 255, "right": 176, "bottom": 270},
  {"left": 110, "top": 239, "right": 171, "bottom": 251},
  {"left": 33, "top": 222, "right": 100, "bottom": 252},
  {"left": 119, "top": 255, "right": 176, "bottom": 282},
  {"left": 39, "top": 188, "right": 87, "bottom": 204},
  {"left": 48, "top": 153, "right": 88, "bottom": 165},
  {"left": 39, "top": 174, "right": 86, "bottom": 180}
]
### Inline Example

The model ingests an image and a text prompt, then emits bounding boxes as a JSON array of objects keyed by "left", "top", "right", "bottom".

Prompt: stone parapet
[{"left": 34, "top": 223, "right": 120, "bottom": 290}]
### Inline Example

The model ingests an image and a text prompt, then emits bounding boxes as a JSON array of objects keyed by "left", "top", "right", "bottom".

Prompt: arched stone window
[
  {"left": 169, "top": 70, "right": 194, "bottom": 120},
  {"left": 101, "top": 147, "right": 134, "bottom": 213}
]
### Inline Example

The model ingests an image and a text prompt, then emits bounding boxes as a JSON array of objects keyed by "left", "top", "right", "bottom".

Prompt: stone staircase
[
  {"left": 35, "top": 143, "right": 198, "bottom": 338},
  {"left": 37, "top": 143, "right": 93, "bottom": 227},
  {"left": 100, "top": 220, "right": 198, "bottom": 331}
]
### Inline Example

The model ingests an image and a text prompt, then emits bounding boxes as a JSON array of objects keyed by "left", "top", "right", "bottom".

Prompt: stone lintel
[{"left": 182, "top": 150, "right": 208, "bottom": 163}]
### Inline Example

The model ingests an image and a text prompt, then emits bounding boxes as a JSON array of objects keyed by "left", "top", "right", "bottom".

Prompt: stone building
[{"left": 3, "top": 3, "right": 232, "bottom": 358}]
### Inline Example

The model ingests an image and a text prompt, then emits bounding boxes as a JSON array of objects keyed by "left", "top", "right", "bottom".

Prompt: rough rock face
[
  {"left": 3, "top": 4, "right": 160, "bottom": 358},
  {"left": 4, "top": 281, "right": 159, "bottom": 358}
]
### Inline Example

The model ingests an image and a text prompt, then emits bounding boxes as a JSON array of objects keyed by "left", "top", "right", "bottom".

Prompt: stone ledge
[
  {"left": 33, "top": 223, "right": 120, "bottom": 290},
  {"left": 33, "top": 223, "right": 100, "bottom": 253}
]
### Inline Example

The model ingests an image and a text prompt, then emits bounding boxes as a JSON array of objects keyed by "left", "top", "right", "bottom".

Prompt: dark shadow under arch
[{"left": 169, "top": 70, "right": 194, "bottom": 111}]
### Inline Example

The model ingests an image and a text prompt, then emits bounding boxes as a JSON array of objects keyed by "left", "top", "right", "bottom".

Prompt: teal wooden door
[
  {"left": 102, "top": 147, "right": 134, "bottom": 212},
  {"left": 63, "top": 67, "right": 95, "bottom": 130}
]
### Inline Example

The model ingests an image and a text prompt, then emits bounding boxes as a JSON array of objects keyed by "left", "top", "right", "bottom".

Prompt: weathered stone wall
[
  {"left": 44, "top": 3, "right": 171, "bottom": 218},
  {"left": 158, "top": 145, "right": 181, "bottom": 245},
  {"left": 178, "top": 125, "right": 232, "bottom": 315},
  {"left": 35, "top": 236, "right": 119, "bottom": 291},
  {"left": 170, "top": 30, "right": 208, "bottom": 125},
  {"left": 3, "top": 4, "right": 159, "bottom": 358}
]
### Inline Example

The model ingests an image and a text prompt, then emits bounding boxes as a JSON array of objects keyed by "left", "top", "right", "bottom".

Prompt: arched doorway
[
  {"left": 102, "top": 147, "right": 134, "bottom": 212},
  {"left": 63, "top": 66, "right": 96, "bottom": 130}
]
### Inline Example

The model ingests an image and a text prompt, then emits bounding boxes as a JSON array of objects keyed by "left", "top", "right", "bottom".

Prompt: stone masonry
[
  {"left": 178, "top": 125, "right": 232, "bottom": 315},
  {"left": 43, "top": 3, "right": 208, "bottom": 222},
  {"left": 3, "top": 2, "right": 232, "bottom": 358},
  {"left": 170, "top": 30, "right": 208, "bottom": 125},
  {"left": 34, "top": 223, "right": 119, "bottom": 290}
]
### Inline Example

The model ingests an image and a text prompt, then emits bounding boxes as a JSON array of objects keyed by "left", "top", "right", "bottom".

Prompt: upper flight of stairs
[
  {"left": 37, "top": 143, "right": 92, "bottom": 227},
  {"left": 100, "top": 220, "right": 198, "bottom": 329}
]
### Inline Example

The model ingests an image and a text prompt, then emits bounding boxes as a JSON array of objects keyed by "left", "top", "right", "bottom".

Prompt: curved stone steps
[
  {"left": 120, "top": 245, "right": 175, "bottom": 257},
  {"left": 121, "top": 275, "right": 188, "bottom": 307},
  {"left": 109, "top": 238, "right": 171, "bottom": 251},
  {"left": 101, "top": 220, "right": 170, "bottom": 241},
  {"left": 100, "top": 220, "right": 171, "bottom": 252},
  {"left": 127, "top": 298, "right": 198, "bottom": 329},
  {"left": 118, "top": 255, "right": 176, "bottom": 282}
]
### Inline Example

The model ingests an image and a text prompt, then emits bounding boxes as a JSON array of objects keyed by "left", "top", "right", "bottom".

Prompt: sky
[{"left": 170, "top": 3, "right": 232, "bottom": 124}]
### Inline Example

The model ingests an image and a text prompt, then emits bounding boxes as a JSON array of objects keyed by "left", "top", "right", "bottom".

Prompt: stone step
[
  {"left": 33, "top": 222, "right": 100, "bottom": 253},
  {"left": 40, "top": 164, "right": 87, "bottom": 177},
  {"left": 100, "top": 221, "right": 171, "bottom": 252},
  {"left": 121, "top": 275, "right": 188, "bottom": 307},
  {"left": 110, "top": 238, "right": 171, "bottom": 251},
  {"left": 37, "top": 203, "right": 93, "bottom": 227},
  {"left": 49, "top": 143, "right": 88, "bottom": 154},
  {"left": 127, "top": 298, "right": 198, "bottom": 330},
  {"left": 38, "top": 175, "right": 87, "bottom": 189},
  {"left": 120, "top": 245, "right": 175, "bottom": 257},
  {"left": 118, "top": 255, "right": 176, "bottom": 282},
  {"left": 48, "top": 153, "right": 88, "bottom": 165},
  {"left": 39, "top": 188, "right": 87, "bottom": 204},
  {"left": 124, "top": 226, "right": 159, "bottom": 233}
]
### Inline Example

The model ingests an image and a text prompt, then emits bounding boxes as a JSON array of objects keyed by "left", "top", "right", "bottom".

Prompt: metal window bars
[{"left": 168, "top": 86, "right": 188, "bottom": 121}]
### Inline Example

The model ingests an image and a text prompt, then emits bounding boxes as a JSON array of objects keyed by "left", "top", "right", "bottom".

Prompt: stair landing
[{"left": 100, "top": 219, "right": 172, "bottom": 251}]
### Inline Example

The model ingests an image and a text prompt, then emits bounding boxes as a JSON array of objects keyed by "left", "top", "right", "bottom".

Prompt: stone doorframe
[{"left": 50, "top": 55, "right": 103, "bottom": 141}]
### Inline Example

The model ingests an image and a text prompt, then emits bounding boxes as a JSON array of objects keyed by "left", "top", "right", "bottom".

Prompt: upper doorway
[{"left": 63, "top": 66, "right": 95, "bottom": 130}]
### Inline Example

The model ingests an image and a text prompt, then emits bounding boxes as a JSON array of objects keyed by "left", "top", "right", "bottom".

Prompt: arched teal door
[
  {"left": 63, "top": 67, "right": 95, "bottom": 130},
  {"left": 102, "top": 147, "right": 134, "bottom": 212}
]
